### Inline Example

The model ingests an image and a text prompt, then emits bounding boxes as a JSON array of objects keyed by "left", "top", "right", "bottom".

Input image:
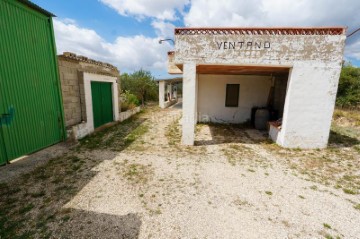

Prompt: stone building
[
  {"left": 167, "top": 27, "right": 347, "bottom": 149},
  {"left": 58, "top": 52, "right": 121, "bottom": 139}
]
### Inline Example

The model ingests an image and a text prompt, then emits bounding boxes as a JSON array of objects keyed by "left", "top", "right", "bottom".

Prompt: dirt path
[{"left": 1, "top": 103, "right": 360, "bottom": 239}]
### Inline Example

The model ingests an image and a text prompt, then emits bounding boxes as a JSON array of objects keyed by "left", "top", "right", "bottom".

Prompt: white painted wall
[
  {"left": 197, "top": 74, "right": 272, "bottom": 123},
  {"left": 276, "top": 63, "right": 342, "bottom": 148}
]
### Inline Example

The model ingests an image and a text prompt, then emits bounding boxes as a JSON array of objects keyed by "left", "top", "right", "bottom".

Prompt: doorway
[{"left": 91, "top": 82, "right": 114, "bottom": 128}]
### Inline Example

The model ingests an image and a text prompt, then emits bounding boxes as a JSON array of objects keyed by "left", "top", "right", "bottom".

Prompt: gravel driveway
[{"left": 1, "top": 102, "right": 359, "bottom": 239}]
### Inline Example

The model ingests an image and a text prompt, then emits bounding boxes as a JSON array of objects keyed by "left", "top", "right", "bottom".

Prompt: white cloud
[
  {"left": 345, "top": 40, "right": 360, "bottom": 61},
  {"left": 183, "top": 0, "right": 360, "bottom": 60},
  {"left": 53, "top": 19, "right": 172, "bottom": 73},
  {"left": 99, "top": 0, "right": 189, "bottom": 21},
  {"left": 184, "top": 0, "right": 360, "bottom": 28},
  {"left": 151, "top": 20, "right": 176, "bottom": 38}
]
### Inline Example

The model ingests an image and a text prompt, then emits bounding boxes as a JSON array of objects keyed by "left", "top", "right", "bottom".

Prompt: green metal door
[
  {"left": 0, "top": 0, "right": 66, "bottom": 162},
  {"left": 91, "top": 82, "right": 113, "bottom": 128}
]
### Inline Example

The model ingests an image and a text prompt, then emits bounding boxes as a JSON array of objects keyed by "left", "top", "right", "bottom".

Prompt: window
[{"left": 225, "top": 84, "right": 240, "bottom": 107}]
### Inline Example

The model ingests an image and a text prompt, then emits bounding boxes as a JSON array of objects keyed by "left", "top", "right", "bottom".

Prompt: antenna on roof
[{"left": 347, "top": 27, "right": 360, "bottom": 38}]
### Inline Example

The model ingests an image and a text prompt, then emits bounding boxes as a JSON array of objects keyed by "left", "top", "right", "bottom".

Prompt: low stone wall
[
  {"left": 68, "top": 106, "right": 141, "bottom": 140},
  {"left": 119, "top": 106, "right": 141, "bottom": 122}
]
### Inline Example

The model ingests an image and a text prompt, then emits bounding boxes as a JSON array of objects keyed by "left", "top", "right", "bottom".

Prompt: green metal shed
[{"left": 0, "top": 0, "right": 66, "bottom": 165}]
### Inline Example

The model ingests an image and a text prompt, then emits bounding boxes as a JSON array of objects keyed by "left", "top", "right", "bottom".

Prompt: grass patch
[
  {"left": 265, "top": 191, "right": 273, "bottom": 196},
  {"left": 79, "top": 112, "right": 148, "bottom": 151},
  {"left": 325, "top": 234, "right": 334, "bottom": 239},
  {"left": 221, "top": 144, "right": 253, "bottom": 166},
  {"left": 124, "top": 124, "right": 149, "bottom": 146},
  {"left": 354, "top": 204, "right": 360, "bottom": 210},
  {"left": 30, "top": 190, "right": 46, "bottom": 198},
  {"left": 123, "top": 163, "right": 153, "bottom": 184},
  {"left": 18, "top": 203, "right": 35, "bottom": 215},
  {"left": 343, "top": 188, "right": 358, "bottom": 195},
  {"left": 165, "top": 118, "right": 181, "bottom": 146},
  {"left": 323, "top": 223, "right": 332, "bottom": 229}
]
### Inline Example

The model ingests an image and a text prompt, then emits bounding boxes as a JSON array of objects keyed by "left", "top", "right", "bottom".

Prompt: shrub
[
  {"left": 121, "top": 90, "right": 140, "bottom": 111},
  {"left": 336, "top": 64, "right": 360, "bottom": 108}
]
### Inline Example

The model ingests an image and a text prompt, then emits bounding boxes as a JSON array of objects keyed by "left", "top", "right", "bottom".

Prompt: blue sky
[{"left": 32, "top": 0, "right": 360, "bottom": 78}]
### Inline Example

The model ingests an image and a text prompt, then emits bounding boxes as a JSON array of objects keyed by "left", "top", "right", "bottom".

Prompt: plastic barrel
[{"left": 254, "top": 109, "right": 270, "bottom": 130}]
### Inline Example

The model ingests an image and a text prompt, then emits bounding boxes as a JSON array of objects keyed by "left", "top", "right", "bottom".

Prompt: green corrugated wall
[{"left": 0, "top": 0, "right": 66, "bottom": 164}]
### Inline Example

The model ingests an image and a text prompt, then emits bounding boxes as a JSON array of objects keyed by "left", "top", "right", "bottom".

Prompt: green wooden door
[
  {"left": 91, "top": 82, "right": 113, "bottom": 128},
  {"left": 0, "top": 0, "right": 66, "bottom": 162}
]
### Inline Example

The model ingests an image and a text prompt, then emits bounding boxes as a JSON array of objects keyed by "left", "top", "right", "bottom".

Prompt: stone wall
[
  {"left": 58, "top": 52, "right": 121, "bottom": 129},
  {"left": 58, "top": 59, "right": 83, "bottom": 127}
]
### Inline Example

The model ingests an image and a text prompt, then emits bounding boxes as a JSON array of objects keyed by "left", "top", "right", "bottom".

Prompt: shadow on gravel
[
  {"left": 328, "top": 130, "right": 360, "bottom": 147},
  {"left": 0, "top": 111, "right": 149, "bottom": 239},
  {"left": 195, "top": 123, "right": 268, "bottom": 146},
  {"left": 58, "top": 209, "right": 141, "bottom": 239}
]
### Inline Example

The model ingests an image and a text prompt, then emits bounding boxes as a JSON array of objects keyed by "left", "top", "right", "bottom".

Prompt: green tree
[
  {"left": 336, "top": 64, "right": 360, "bottom": 108},
  {"left": 121, "top": 69, "right": 158, "bottom": 106}
]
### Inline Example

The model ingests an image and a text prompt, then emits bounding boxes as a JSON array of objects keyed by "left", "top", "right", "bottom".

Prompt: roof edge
[
  {"left": 175, "top": 27, "right": 347, "bottom": 36},
  {"left": 18, "top": 0, "right": 55, "bottom": 17},
  {"left": 58, "top": 52, "right": 119, "bottom": 72}
]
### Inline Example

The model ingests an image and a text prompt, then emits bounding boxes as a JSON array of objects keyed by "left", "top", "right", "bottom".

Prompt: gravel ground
[{"left": 1, "top": 103, "right": 359, "bottom": 239}]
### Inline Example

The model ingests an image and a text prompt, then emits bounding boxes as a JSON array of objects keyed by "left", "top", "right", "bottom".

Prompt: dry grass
[
  {"left": 221, "top": 144, "right": 255, "bottom": 166},
  {"left": 121, "top": 162, "right": 154, "bottom": 185},
  {"left": 333, "top": 108, "right": 360, "bottom": 127},
  {"left": 262, "top": 108, "right": 360, "bottom": 195}
]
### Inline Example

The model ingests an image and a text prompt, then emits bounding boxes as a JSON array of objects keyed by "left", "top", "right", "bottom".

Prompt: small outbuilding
[
  {"left": 168, "top": 27, "right": 347, "bottom": 149},
  {"left": 58, "top": 52, "right": 121, "bottom": 140}
]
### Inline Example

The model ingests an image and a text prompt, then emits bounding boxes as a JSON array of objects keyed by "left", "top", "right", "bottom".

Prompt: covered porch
[
  {"left": 180, "top": 64, "right": 290, "bottom": 146},
  {"left": 157, "top": 77, "right": 182, "bottom": 109}
]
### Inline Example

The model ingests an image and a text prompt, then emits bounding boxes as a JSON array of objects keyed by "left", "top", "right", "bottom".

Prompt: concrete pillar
[
  {"left": 159, "top": 80, "right": 165, "bottom": 108},
  {"left": 169, "top": 83, "right": 173, "bottom": 100},
  {"left": 174, "top": 84, "right": 178, "bottom": 100},
  {"left": 166, "top": 83, "right": 172, "bottom": 101},
  {"left": 182, "top": 62, "right": 197, "bottom": 145}
]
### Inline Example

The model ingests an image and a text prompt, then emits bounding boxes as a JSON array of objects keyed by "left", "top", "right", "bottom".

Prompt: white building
[
  {"left": 167, "top": 27, "right": 346, "bottom": 149},
  {"left": 157, "top": 77, "right": 182, "bottom": 109}
]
